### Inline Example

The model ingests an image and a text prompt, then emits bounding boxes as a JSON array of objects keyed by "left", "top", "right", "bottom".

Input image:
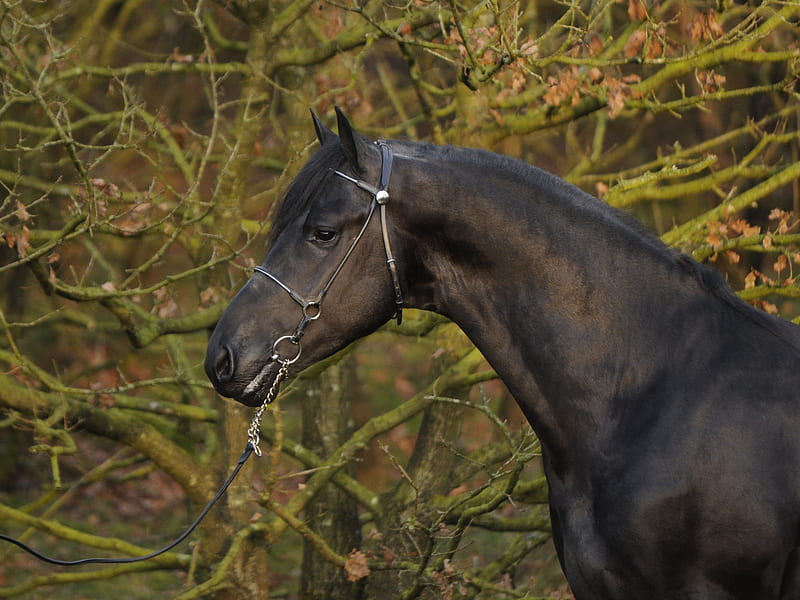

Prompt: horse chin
[{"left": 236, "top": 360, "right": 280, "bottom": 407}]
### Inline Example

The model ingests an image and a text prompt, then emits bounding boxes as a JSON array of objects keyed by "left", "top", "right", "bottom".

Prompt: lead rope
[{"left": 0, "top": 363, "right": 289, "bottom": 565}]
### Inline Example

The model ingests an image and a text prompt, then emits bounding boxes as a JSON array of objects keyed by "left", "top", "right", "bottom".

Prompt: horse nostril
[{"left": 212, "top": 344, "right": 236, "bottom": 384}]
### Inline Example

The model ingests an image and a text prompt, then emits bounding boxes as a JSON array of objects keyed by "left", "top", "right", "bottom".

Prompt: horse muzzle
[{"left": 204, "top": 340, "right": 283, "bottom": 407}]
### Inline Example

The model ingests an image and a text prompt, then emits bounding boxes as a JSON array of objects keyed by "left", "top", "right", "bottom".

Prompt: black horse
[{"left": 206, "top": 109, "right": 800, "bottom": 599}]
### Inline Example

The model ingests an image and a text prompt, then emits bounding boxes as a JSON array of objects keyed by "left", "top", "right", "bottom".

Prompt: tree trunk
[
  {"left": 300, "top": 356, "right": 366, "bottom": 600},
  {"left": 200, "top": 9, "right": 277, "bottom": 597}
]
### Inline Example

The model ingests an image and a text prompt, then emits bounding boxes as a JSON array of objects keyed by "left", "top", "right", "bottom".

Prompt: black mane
[
  {"left": 393, "top": 140, "right": 741, "bottom": 294},
  {"left": 272, "top": 137, "right": 764, "bottom": 328}
]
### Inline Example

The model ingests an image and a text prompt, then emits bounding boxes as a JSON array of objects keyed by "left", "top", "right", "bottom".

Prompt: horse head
[{"left": 205, "top": 109, "right": 404, "bottom": 406}]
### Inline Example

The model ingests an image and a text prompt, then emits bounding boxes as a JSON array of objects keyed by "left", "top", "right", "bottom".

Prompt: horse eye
[{"left": 313, "top": 228, "right": 337, "bottom": 243}]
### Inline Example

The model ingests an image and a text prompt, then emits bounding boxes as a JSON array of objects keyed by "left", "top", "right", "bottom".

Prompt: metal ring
[
  {"left": 270, "top": 335, "right": 302, "bottom": 365},
  {"left": 303, "top": 301, "right": 322, "bottom": 320}
]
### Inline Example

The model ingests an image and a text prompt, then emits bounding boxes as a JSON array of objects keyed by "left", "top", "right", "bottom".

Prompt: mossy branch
[
  {"left": 0, "top": 374, "right": 211, "bottom": 503},
  {"left": 0, "top": 561, "right": 184, "bottom": 598},
  {"left": 662, "top": 161, "right": 800, "bottom": 247}
]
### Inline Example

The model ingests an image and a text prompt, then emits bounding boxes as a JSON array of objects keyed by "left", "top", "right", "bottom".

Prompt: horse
[{"left": 205, "top": 108, "right": 800, "bottom": 600}]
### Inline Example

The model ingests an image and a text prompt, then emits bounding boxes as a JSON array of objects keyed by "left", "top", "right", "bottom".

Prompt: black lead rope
[
  {"left": 0, "top": 364, "right": 288, "bottom": 567},
  {"left": 0, "top": 443, "right": 254, "bottom": 566}
]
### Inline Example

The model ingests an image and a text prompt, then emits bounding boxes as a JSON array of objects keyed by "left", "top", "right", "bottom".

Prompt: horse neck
[{"left": 394, "top": 149, "right": 708, "bottom": 466}]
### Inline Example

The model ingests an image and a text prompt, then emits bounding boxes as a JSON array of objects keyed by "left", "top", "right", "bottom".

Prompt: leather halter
[{"left": 253, "top": 141, "right": 404, "bottom": 365}]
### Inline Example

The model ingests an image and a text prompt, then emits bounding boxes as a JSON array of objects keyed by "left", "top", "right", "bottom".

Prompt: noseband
[{"left": 253, "top": 141, "right": 404, "bottom": 365}]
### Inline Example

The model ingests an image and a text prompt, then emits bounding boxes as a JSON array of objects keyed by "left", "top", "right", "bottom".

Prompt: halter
[{"left": 253, "top": 141, "right": 404, "bottom": 365}]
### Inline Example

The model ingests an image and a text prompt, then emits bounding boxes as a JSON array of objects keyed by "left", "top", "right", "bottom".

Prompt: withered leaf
[{"left": 345, "top": 549, "right": 370, "bottom": 582}]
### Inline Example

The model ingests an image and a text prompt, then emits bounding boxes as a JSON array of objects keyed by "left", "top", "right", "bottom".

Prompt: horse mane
[
  {"left": 393, "top": 140, "right": 790, "bottom": 329},
  {"left": 272, "top": 137, "right": 783, "bottom": 337}
]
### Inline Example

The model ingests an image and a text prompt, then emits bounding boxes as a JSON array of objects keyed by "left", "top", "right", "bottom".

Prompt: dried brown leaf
[
  {"left": 15, "top": 201, "right": 32, "bottom": 222},
  {"left": 646, "top": 36, "right": 664, "bottom": 59},
  {"left": 774, "top": 254, "right": 789, "bottom": 275},
  {"left": 15, "top": 226, "right": 30, "bottom": 257},
  {"left": 761, "top": 301, "right": 778, "bottom": 314},
  {"left": 628, "top": 0, "right": 647, "bottom": 21},
  {"left": 624, "top": 30, "right": 647, "bottom": 58},
  {"left": 697, "top": 69, "right": 726, "bottom": 93},
  {"left": 345, "top": 549, "right": 370, "bottom": 582},
  {"left": 586, "top": 34, "right": 604, "bottom": 56},
  {"left": 690, "top": 11, "right": 724, "bottom": 43}
]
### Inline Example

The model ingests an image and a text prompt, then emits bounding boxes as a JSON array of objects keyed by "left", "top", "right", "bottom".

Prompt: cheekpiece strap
[{"left": 375, "top": 141, "right": 403, "bottom": 325}]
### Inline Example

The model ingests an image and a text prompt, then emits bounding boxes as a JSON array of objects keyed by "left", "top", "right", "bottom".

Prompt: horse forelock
[{"left": 267, "top": 143, "right": 347, "bottom": 246}]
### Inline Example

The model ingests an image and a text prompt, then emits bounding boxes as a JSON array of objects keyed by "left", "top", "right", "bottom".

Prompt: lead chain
[{"left": 247, "top": 362, "right": 290, "bottom": 457}]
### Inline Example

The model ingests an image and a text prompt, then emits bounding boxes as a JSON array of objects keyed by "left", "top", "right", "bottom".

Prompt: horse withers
[{"left": 206, "top": 109, "right": 800, "bottom": 600}]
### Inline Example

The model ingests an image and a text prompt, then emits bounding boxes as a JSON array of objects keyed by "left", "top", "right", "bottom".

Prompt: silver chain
[{"left": 246, "top": 362, "right": 290, "bottom": 457}]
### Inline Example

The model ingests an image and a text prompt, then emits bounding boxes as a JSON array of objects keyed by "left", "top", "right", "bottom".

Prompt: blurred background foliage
[{"left": 0, "top": 0, "right": 798, "bottom": 598}]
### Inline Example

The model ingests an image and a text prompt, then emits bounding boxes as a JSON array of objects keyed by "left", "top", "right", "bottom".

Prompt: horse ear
[
  {"left": 335, "top": 106, "right": 366, "bottom": 171},
  {"left": 310, "top": 110, "right": 336, "bottom": 146}
]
